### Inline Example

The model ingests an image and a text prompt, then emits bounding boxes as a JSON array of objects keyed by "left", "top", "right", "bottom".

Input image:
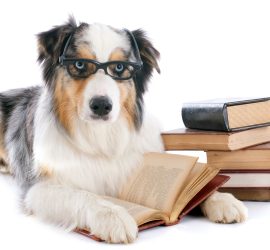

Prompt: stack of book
[{"left": 162, "top": 97, "right": 270, "bottom": 201}]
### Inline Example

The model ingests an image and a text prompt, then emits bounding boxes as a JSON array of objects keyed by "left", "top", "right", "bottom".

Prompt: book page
[
  {"left": 103, "top": 196, "right": 169, "bottom": 226},
  {"left": 170, "top": 164, "right": 219, "bottom": 221},
  {"left": 119, "top": 152, "right": 198, "bottom": 215}
]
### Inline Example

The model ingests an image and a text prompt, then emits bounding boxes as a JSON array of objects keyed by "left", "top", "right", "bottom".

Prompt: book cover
[
  {"left": 161, "top": 127, "right": 270, "bottom": 151},
  {"left": 182, "top": 97, "right": 270, "bottom": 132},
  {"left": 218, "top": 168, "right": 270, "bottom": 201},
  {"left": 206, "top": 142, "right": 270, "bottom": 169},
  {"left": 219, "top": 187, "right": 270, "bottom": 201},
  {"left": 219, "top": 170, "right": 270, "bottom": 188}
]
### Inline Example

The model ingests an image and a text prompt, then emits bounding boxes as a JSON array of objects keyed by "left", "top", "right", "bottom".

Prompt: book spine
[
  {"left": 182, "top": 103, "right": 230, "bottom": 131},
  {"left": 219, "top": 187, "right": 270, "bottom": 201}
]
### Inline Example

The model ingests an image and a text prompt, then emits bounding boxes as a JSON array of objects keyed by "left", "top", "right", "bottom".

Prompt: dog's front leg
[
  {"left": 24, "top": 181, "right": 138, "bottom": 243},
  {"left": 200, "top": 191, "right": 248, "bottom": 223}
]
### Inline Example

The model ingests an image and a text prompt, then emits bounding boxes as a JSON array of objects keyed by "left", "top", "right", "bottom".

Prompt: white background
[{"left": 0, "top": 0, "right": 270, "bottom": 249}]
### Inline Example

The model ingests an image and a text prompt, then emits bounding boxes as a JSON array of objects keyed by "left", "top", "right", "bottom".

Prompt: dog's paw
[
  {"left": 201, "top": 192, "right": 248, "bottom": 223},
  {"left": 89, "top": 201, "right": 138, "bottom": 243}
]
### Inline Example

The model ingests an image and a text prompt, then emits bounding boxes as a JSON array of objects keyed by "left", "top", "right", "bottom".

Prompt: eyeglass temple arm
[
  {"left": 59, "top": 34, "right": 73, "bottom": 65},
  {"left": 123, "top": 29, "right": 143, "bottom": 67},
  {"left": 59, "top": 29, "right": 143, "bottom": 67}
]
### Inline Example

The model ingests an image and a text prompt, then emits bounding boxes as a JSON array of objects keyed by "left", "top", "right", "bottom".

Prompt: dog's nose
[{"left": 89, "top": 96, "right": 113, "bottom": 116}]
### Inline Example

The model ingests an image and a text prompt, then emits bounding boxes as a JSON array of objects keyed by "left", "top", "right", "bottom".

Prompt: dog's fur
[{"left": 0, "top": 17, "right": 247, "bottom": 243}]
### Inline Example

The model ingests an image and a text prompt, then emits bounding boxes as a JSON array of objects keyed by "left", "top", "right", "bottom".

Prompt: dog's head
[{"left": 37, "top": 17, "right": 159, "bottom": 133}]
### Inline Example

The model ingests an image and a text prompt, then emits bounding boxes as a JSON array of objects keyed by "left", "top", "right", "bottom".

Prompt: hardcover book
[
  {"left": 74, "top": 152, "right": 229, "bottom": 241},
  {"left": 208, "top": 143, "right": 270, "bottom": 201},
  {"left": 219, "top": 187, "right": 270, "bottom": 201},
  {"left": 182, "top": 97, "right": 270, "bottom": 132},
  {"left": 161, "top": 127, "right": 270, "bottom": 151},
  {"left": 219, "top": 169, "right": 270, "bottom": 201},
  {"left": 219, "top": 169, "right": 270, "bottom": 188},
  {"left": 206, "top": 142, "right": 270, "bottom": 169}
]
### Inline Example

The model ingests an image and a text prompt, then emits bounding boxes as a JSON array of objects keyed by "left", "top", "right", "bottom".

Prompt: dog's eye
[
  {"left": 108, "top": 63, "right": 135, "bottom": 80},
  {"left": 115, "top": 64, "right": 125, "bottom": 73},
  {"left": 67, "top": 61, "right": 97, "bottom": 79},
  {"left": 75, "top": 61, "right": 85, "bottom": 70}
]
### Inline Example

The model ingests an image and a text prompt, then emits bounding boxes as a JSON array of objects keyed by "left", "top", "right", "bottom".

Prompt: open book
[{"left": 75, "top": 153, "right": 229, "bottom": 240}]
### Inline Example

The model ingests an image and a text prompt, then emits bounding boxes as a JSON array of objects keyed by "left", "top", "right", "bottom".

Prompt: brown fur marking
[
  {"left": 118, "top": 81, "right": 136, "bottom": 129},
  {"left": 73, "top": 77, "right": 92, "bottom": 120},
  {"left": 76, "top": 45, "right": 96, "bottom": 60},
  {"left": 54, "top": 71, "right": 75, "bottom": 134},
  {"left": 40, "top": 165, "right": 54, "bottom": 177},
  {"left": 111, "top": 49, "right": 136, "bottom": 129},
  {"left": 109, "top": 48, "right": 128, "bottom": 61},
  {"left": 54, "top": 70, "right": 92, "bottom": 134}
]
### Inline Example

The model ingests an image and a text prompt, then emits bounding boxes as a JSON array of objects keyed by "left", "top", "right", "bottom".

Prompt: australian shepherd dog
[{"left": 0, "top": 17, "right": 247, "bottom": 243}]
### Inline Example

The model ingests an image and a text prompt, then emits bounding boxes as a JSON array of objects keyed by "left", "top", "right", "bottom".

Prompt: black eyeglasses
[{"left": 58, "top": 29, "right": 143, "bottom": 80}]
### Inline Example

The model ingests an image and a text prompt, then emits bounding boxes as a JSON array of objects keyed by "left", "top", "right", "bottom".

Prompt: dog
[{"left": 0, "top": 17, "right": 247, "bottom": 243}]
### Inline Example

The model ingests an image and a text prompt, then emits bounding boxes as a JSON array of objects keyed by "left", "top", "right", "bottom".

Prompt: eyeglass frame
[{"left": 58, "top": 29, "right": 143, "bottom": 80}]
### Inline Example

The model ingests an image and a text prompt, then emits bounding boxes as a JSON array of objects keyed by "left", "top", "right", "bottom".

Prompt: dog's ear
[
  {"left": 131, "top": 29, "right": 160, "bottom": 97},
  {"left": 131, "top": 29, "right": 160, "bottom": 94},
  {"left": 37, "top": 17, "right": 77, "bottom": 64},
  {"left": 132, "top": 29, "right": 160, "bottom": 74},
  {"left": 130, "top": 29, "right": 160, "bottom": 129}
]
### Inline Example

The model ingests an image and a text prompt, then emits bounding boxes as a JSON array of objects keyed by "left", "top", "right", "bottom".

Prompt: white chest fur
[{"left": 33, "top": 91, "right": 163, "bottom": 197}]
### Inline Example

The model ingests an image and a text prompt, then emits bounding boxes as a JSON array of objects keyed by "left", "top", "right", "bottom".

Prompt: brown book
[
  {"left": 219, "top": 187, "right": 270, "bottom": 201},
  {"left": 207, "top": 144, "right": 270, "bottom": 201},
  {"left": 207, "top": 142, "right": 270, "bottom": 169},
  {"left": 219, "top": 169, "right": 270, "bottom": 201},
  {"left": 162, "top": 127, "right": 270, "bottom": 151},
  {"left": 74, "top": 152, "right": 229, "bottom": 241}
]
